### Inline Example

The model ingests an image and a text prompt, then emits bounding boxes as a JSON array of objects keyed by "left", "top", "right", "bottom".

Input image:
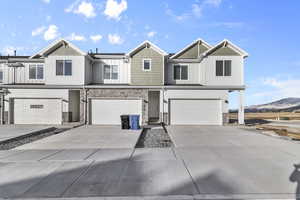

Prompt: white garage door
[
  {"left": 90, "top": 99, "right": 142, "bottom": 125},
  {"left": 170, "top": 99, "right": 222, "bottom": 125},
  {"left": 14, "top": 98, "right": 62, "bottom": 124}
]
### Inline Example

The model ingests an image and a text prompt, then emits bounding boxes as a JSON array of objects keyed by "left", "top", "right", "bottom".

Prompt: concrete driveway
[
  {"left": 0, "top": 125, "right": 53, "bottom": 143},
  {"left": 167, "top": 125, "right": 300, "bottom": 196},
  {"left": 0, "top": 126, "right": 299, "bottom": 199},
  {"left": 16, "top": 125, "right": 141, "bottom": 149}
]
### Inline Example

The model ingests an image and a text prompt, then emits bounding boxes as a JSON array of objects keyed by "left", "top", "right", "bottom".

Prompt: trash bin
[
  {"left": 130, "top": 115, "right": 140, "bottom": 130},
  {"left": 120, "top": 115, "right": 130, "bottom": 129}
]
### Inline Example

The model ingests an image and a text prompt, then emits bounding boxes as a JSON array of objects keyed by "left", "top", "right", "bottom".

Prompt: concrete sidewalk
[{"left": 16, "top": 125, "right": 142, "bottom": 149}]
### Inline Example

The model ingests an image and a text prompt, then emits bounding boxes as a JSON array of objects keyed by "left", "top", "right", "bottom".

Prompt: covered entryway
[
  {"left": 90, "top": 99, "right": 142, "bottom": 125},
  {"left": 148, "top": 91, "right": 160, "bottom": 123},
  {"left": 169, "top": 99, "right": 222, "bottom": 125},
  {"left": 13, "top": 98, "right": 62, "bottom": 124}
]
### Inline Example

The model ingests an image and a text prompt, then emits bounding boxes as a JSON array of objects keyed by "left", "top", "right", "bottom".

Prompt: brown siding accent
[
  {"left": 210, "top": 46, "right": 240, "bottom": 56},
  {"left": 130, "top": 47, "right": 164, "bottom": 85},
  {"left": 48, "top": 44, "right": 81, "bottom": 56},
  {"left": 175, "top": 42, "right": 210, "bottom": 59}
]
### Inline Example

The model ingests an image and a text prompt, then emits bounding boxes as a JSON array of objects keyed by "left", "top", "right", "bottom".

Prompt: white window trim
[
  {"left": 172, "top": 64, "right": 189, "bottom": 81},
  {"left": 215, "top": 60, "right": 232, "bottom": 77},
  {"left": 56, "top": 60, "right": 72, "bottom": 76},
  {"left": 103, "top": 64, "right": 119, "bottom": 80},
  {"left": 29, "top": 64, "right": 44, "bottom": 80},
  {"left": 142, "top": 58, "right": 152, "bottom": 71}
]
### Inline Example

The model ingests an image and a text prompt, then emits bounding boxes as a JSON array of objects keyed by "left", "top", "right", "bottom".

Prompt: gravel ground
[
  {"left": 0, "top": 128, "right": 70, "bottom": 150},
  {"left": 135, "top": 126, "right": 174, "bottom": 148}
]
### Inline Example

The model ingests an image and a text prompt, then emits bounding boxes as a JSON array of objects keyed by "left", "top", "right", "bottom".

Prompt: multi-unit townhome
[{"left": 0, "top": 38, "right": 248, "bottom": 126}]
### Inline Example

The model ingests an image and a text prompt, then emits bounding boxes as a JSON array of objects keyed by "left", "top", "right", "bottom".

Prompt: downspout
[
  {"left": 0, "top": 92, "right": 4, "bottom": 125},
  {"left": 83, "top": 85, "right": 88, "bottom": 125},
  {"left": 162, "top": 86, "right": 165, "bottom": 125}
]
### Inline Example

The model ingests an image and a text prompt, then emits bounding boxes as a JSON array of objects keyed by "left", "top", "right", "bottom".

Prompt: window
[
  {"left": 216, "top": 60, "right": 231, "bottom": 76},
  {"left": 56, "top": 60, "right": 72, "bottom": 76},
  {"left": 173, "top": 65, "right": 188, "bottom": 80},
  {"left": 30, "top": 105, "right": 44, "bottom": 109},
  {"left": 104, "top": 65, "right": 119, "bottom": 80},
  {"left": 0, "top": 70, "right": 3, "bottom": 83},
  {"left": 143, "top": 59, "right": 151, "bottom": 71},
  {"left": 29, "top": 64, "right": 44, "bottom": 79},
  {"left": 224, "top": 60, "right": 231, "bottom": 76}
]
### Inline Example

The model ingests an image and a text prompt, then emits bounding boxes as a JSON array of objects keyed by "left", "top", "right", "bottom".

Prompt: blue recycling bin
[{"left": 129, "top": 115, "right": 140, "bottom": 130}]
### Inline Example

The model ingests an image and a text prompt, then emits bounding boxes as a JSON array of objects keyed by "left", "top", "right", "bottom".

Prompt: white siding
[
  {"left": 45, "top": 56, "right": 85, "bottom": 85},
  {"left": 84, "top": 57, "right": 93, "bottom": 85},
  {"left": 166, "top": 63, "right": 201, "bottom": 84},
  {"left": 0, "top": 62, "right": 45, "bottom": 84},
  {"left": 92, "top": 59, "right": 129, "bottom": 84},
  {"left": 202, "top": 56, "right": 244, "bottom": 86}
]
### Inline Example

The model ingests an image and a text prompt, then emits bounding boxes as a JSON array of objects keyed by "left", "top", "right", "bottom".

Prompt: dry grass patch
[{"left": 256, "top": 124, "right": 300, "bottom": 140}]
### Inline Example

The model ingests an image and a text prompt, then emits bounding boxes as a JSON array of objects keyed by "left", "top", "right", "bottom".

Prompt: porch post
[{"left": 238, "top": 90, "right": 245, "bottom": 125}]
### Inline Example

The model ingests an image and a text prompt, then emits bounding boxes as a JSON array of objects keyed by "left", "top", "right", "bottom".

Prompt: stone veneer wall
[{"left": 80, "top": 89, "right": 149, "bottom": 125}]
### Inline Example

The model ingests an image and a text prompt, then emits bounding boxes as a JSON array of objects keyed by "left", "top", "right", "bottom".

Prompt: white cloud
[
  {"left": 192, "top": 4, "right": 202, "bottom": 18},
  {"left": 65, "top": 1, "right": 96, "bottom": 18},
  {"left": 67, "top": 33, "right": 86, "bottom": 41},
  {"left": 90, "top": 34, "right": 103, "bottom": 43},
  {"left": 46, "top": 15, "right": 52, "bottom": 22},
  {"left": 213, "top": 22, "right": 244, "bottom": 28},
  {"left": 147, "top": 31, "right": 156, "bottom": 38},
  {"left": 42, "top": 0, "right": 50, "bottom": 4},
  {"left": 108, "top": 34, "right": 124, "bottom": 45},
  {"left": 32, "top": 26, "right": 46, "bottom": 36},
  {"left": 1, "top": 46, "right": 24, "bottom": 56},
  {"left": 104, "top": 0, "right": 127, "bottom": 21},
  {"left": 44, "top": 25, "right": 59, "bottom": 41},
  {"left": 261, "top": 77, "right": 300, "bottom": 99},
  {"left": 165, "top": 4, "right": 190, "bottom": 22},
  {"left": 165, "top": 0, "right": 223, "bottom": 22},
  {"left": 204, "top": 0, "right": 222, "bottom": 7}
]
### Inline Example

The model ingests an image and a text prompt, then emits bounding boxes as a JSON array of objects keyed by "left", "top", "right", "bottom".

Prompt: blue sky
[{"left": 1, "top": 0, "right": 300, "bottom": 108}]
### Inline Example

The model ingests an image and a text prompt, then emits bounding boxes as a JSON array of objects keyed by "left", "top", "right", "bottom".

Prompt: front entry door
[{"left": 148, "top": 91, "right": 160, "bottom": 121}]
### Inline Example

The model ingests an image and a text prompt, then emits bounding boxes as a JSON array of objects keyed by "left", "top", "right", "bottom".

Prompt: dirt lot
[{"left": 229, "top": 112, "right": 300, "bottom": 120}]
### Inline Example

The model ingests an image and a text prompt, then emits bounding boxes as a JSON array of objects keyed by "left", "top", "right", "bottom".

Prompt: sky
[{"left": 1, "top": 0, "right": 300, "bottom": 108}]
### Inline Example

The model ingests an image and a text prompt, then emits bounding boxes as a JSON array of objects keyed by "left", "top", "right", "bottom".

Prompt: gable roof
[
  {"left": 127, "top": 40, "right": 168, "bottom": 57},
  {"left": 202, "top": 39, "right": 248, "bottom": 58},
  {"left": 170, "top": 38, "right": 212, "bottom": 59},
  {"left": 30, "top": 38, "right": 88, "bottom": 59}
]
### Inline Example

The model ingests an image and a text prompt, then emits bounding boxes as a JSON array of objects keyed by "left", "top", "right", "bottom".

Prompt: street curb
[{"left": 0, "top": 126, "right": 56, "bottom": 145}]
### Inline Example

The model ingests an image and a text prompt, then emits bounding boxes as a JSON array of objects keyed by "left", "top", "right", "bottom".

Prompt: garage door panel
[
  {"left": 14, "top": 99, "right": 62, "bottom": 124},
  {"left": 91, "top": 99, "right": 142, "bottom": 125},
  {"left": 170, "top": 99, "right": 222, "bottom": 125}
]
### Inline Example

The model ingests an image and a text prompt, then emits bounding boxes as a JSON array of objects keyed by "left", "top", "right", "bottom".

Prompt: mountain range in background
[{"left": 230, "top": 97, "right": 300, "bottom": 113}]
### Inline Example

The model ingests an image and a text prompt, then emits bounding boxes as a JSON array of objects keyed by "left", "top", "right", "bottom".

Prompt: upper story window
[
  {"left": 56, "top": 60, "right": 72, "bottom": 76},
  {"left": 104, "top": 65, "right": 118, "bottom": 80},
  {"left": 0, "top": 70, "right": 3, "bottom": 83},
  {"left": 29, "top": 64, "right": 44, "bottom": 79},
  {"left": 216, "top": 60, "right": 231, "bottom": 76},
  {"left": 174, "top": 65, "right": 188, "bottom": 80},
  {"left": 143, "top": 59, "right": 151, "bottom": 71}
]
